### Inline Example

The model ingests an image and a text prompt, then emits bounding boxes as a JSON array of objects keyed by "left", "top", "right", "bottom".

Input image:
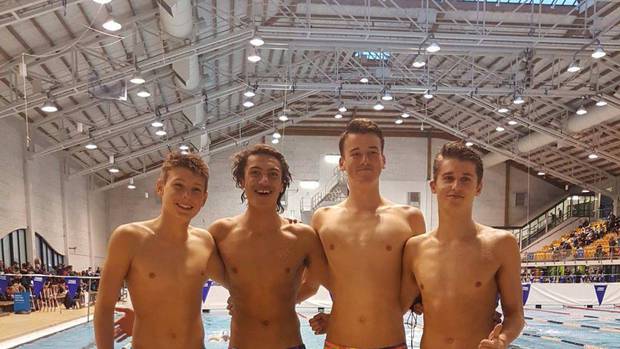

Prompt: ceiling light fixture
[
  {"left": 426, "top": 39, "right": 441, "bottom": 53},
  {"left": 412, "top": 55, "right": 426, "bottom": 68},
  {"left": 394, "top": 119, "right": 403, "bottom": 124},
  {"left": 136, "top": 88, "right": 151, "bottom": 98},
  {"left": 129, "top": 72, "right": 145, "bottom": 85},
  {"left": 243, "top": 89, "right": 256, "bottom": 98},
  {"left": 596, "top": 99, "right": 607, "bottom": 107},
  {"left": 84, "top": 143, "right": 97, "bottom": 150},
  {"left": 41, "top": 98, "right": 58, "bottom": 113},
  {"left": 179, "top": 144, "right": 190, "bottom": 151},
  {"left": 576, "top": 106, "right": 587, "bottom": 115},
  {"left": 243, "top": 100, "right": 254, "bottom": 108},
  {"left": 155, "top": 129, "right": 167, "bottom": 136},
  {"left": 247, "top": 47, "right": 261, "bottom": 63},
  {"left": 567, "top": 61, "right": 581, "bottom": 73},
  {"left": 108, "top": 167, "right": 120, "bottom": 174},
  {"left": 151, "top": 120, "right": 164, "bottom": 128},
  {"left": 334, "top": 113, "right": 343, "bottom": 119},
  {"left": 401, "top": 112, "right": 410, "bottom": 118},
  {"left": 373, "top": 101, "right": 384, "bottom": 111},
  {"left": 249, "top": 35, "right": 264, "bottom": 47},
  {"left": 591, "top": 42, "right": 606, "bottom": 59},
  {"left": 537, "top": 171, "right": 545, "bottom": 176},
  {"left": 272, "top": 131, "right": 281, "bottom": 139},
  {"left": 271, "top": 138, "right": 279, "bottom": 144},
  {"left": 496, "top": 126, "right": 505, "bottom": 132},
  {"left": 508, "top": 120, "right": 518, "bottom": 126},
  {"left": 102, "top": 18, "right": 122, "bottom": 32},
  {"left": 278, "top": 113, "right": 289, "bottom": 122},
  {"left": 423, "top": 90, "right": 433, "bottom": 99},
  {"left": 588, "top": 153, "right": 598, "bottom": 159},
  {"left": 497, "top": 107, "right": 509, "bottom": 113},
  {"left": 338, "top": 103, "right": 347, "bottom": 113},
  {"left": 513, "top": 94, "right": 524, "bottom": 105},
  {"left": 465, "top": 141, "right": 474, "bottom": 147}
]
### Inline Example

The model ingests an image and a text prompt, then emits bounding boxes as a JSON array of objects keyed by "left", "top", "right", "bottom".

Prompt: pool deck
[{"left": 0, "top": 307, "right": 92, "bottom": 342}]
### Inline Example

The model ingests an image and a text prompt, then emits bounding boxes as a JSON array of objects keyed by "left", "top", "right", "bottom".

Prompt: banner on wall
[
  {"left": 202, "top": 280, "right": 214, "bottom": 302},
  {"left": 522, "top": 283, "right": 531, "bottom": 305},
  {"left": 33, "top": 276, "right": 45, "bottom": 297},
  {"left": 13, "top": 292, "right": 31, "bottom": 313},
  {"left": 0, "top": 275, "right": 8, "bottom": 294},
  {"left": 594, "top": 284, "right": 608, "bottom": 306},
  {"left": 65, "top": 277, "right": 79, "bottom": 298}
]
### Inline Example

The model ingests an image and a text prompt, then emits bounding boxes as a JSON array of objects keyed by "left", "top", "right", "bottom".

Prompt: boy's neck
[{"left": 153, "top": 214, "right": 190, "bottom": 242}]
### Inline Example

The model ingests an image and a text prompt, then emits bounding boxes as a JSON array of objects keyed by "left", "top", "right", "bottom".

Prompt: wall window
[
  {"left": 0, "top": 229, "right": 28, "bottom": 267},
  {"left": 36, "top": 233, "right": 64, "bottom": 270}
]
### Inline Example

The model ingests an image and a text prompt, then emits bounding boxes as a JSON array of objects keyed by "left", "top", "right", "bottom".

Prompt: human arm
[
  {"left": 296, "top": 223, "right": 329, "bottom": 303},
  {"left": 94, "top": 226, "right": 137, "bottom": 349},
  {"left": 400, "top": 238, "right": 421, "bottom": 314},
  {"left": 479, "top": 233, "right": 525, "bottom": 349}
]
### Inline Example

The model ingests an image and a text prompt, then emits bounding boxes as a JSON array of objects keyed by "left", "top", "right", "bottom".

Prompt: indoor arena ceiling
[{"left": 1, "top": 0, "right": 620, "bottom": 194}]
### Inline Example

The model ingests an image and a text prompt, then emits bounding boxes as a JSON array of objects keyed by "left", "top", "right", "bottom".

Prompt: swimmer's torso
[
  {"left": 409, "top": 226, "right": 501, "bottom": 349},
  {"left": 314, "top": 204, "right": 421, "bottom": 348},
  {"left": 125, "top": 223, "right": 213, "bottom": 349},
  {"left": 210, "top": 216, "right": 315, "bottom": 349}
]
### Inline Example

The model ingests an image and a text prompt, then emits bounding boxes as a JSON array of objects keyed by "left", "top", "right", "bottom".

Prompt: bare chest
[
  {"left": 128, "top": 240, "right": 210, "bottom": 289},
  {"left": 413, "top": 242, "right": 499, "bottom": 299},
  {"left": 218, "top": 233, "right": 306, "bottom": 286}
]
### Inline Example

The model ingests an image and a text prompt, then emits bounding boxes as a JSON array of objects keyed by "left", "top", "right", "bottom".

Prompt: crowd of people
[
  {"left": 525, "top": 214, "right": 620, "bottom": 261},
  {"left": 0, "top": 259, "right": 100, "bottom": 313},
  {"left": 521, "top": 266, "right": 618, "bottom": 283}
]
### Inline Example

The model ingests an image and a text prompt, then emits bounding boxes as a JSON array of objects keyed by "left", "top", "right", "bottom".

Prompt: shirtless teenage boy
[
  {"left": 311, "top": 119, "right": 426, "bottom": 348},
  {"left": 400, "top": 141, "right": 524, "bottom": 349},
  {"left": 94, "top": 152, "right": 225, "bottom": 349},
  {"left": 208, "top": 144, "right": 328, "bottom": 349}
]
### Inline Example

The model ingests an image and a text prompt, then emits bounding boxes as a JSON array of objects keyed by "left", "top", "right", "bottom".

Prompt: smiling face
[
  {"left": 430, "top": 156, "right": 482, "bottom": 209},
  {"left": 241, "top": 154, "right": 284, "bottom": 210},
  {"left": 157, "top": 167, "right": 208, "bottom": 221},
  {"left": 339, "top": 132, "right": 385, "bottom": 184}
]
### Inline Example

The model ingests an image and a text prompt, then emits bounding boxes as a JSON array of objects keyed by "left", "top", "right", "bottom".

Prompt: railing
[
  {"left": 499, "top": 195, "right": 598, "bottom": 248},
  {"left": 299, "top": 167, "right": 347, "bottom": 213},
  {"left": 522, "top": 244, "right": 620, "bottom": 263},
  {"left": 521, "top": 273, "right": 620, "bottom": 283}
]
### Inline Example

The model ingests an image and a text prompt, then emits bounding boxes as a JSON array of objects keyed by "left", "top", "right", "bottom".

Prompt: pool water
[{"left": 15, "top": 308, "right": 620, "bottom": 348}]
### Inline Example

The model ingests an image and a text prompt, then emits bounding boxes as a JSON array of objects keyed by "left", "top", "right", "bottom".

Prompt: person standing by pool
[
  {"left": 94, "top": 152, "right": 226, "bottom": 349},
  {"left": 400, "top": 141, "right": 524, "bottom": 348},
  {"left": 309, "top": 118, "right": 426, "bottom": 348}
]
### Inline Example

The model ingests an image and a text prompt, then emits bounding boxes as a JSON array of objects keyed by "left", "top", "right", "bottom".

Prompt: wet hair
[
  {"left": 433, "top": 141, "right": 484, "bottom": 184},
  {"left": 338, "top": 118, "right": 385, "bottom": 156},
  {"left": 160, "top": 151, "right": 209, "bottom": 190},
  {"left": 231, "top": 144, "right": 292, "bottom": 213}
]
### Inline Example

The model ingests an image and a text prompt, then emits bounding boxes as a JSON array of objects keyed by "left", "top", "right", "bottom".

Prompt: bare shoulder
[
  {"left": 311, "top": 204, "right": 343, "bottom": 229},
  {"left": 189, "top": 226, "right": 215, "bottom": 247},
  {"left": 110, "top": 222, "right": 150, "bottom": 241},
  {"left": 385, "top": 204, "right": 426, "bottom": 234},
  {"left": 405, "top": 231, "right": 432, "bottom": 250},
  {"left": 206, "top": 216, "right": 238, "bottom": 240},
  {"left": 479, "top": 224, "right": 518, "bottom": 250},
  {"left": 286, "top": 222, "right": 318, "bottom": 240}
]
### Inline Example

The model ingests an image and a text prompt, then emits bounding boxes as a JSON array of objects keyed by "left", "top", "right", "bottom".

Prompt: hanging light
[
  {"left": 360, "top": 77, "right": 369, "bottom": 83},
  {"left": 102, "top": 18, "right": 122, "bottom": 31},
  {"left": 508, "top": 120, "right": 518, "bottom": 126},
  {"left": 247, "top": 47, "right": 261, "bottom": 63},
  {"left": 426, "top": 39, "right": 441, "bottom": 53},
  {"left": 465, "top": 141, "right": 474, "bottom": 147},
  {"left": 41, "top": 98, "right": 58, "bottom": 113},
  {"left": 537, "top": 171, "right": 545, "bottom": 176},
  {"left": 243, "top": 89, "right": 256, "bottom": 98},
  {"left": 591, "top": 42, "right": 606, "bottom": 59},
  {"left": 127, "top": 178, "right": 136, "bottom": 190},
  {"left": 271, "top": 138, "right": 279, "bottom": 144},
  {"left": 394, "top": 119, "right": 403, "bottom": 125},
  {"left": 495, "top": 126, "right": 505, "bottom": 132},
  {"left": 588, "top": 153, "right": 598, "bottom": 159},
  {"left": 136, "top": 88, "right": 151, "bottom": 98},
  {"left": 151, "top": 120, "right": 164, "bottom": 128},
  {"left": 272, "top": 131, "right": 281, "bottom": 139},
  {"left": 401, "top": 112, "right": 410, "bottom": 118},
  {"left": 381, "top": 91, "right": 393, "bottom": 101},
  {"left": 85, "top": 143, "right": 98, "bottom": 150},
  {"left": 513, "top": 94, "right": 524, "bottom": 105},
  {"left": 92, "top": 0, "right": 111, "bottom": 3},
  {"left": 180, "top": 150, "right": 189, "bottom": 155},
  {"left": 582, "top": 189, "right": 590, "bottom": 193},
  {"left": 595, "top": 98, "right": 607, "bottom": 107},
  {"left": 155, "top": 129, "right": 167, "bottom": 136},
  {"left": 243, "top": 100, "right": 254, "bottom": 108},
  {"left": 412, "top": 55, "right": 426, "bottom": 68},
  {"left": 249, "top": 35, "right": 264, "bottom": 47},
  {"left": 576, "top": 106, "right": 587, "bottom": 115},
  {"left": 338, "top": 103, "right": 347, "bottom": 113},
  {"left": 497, "top": 107, "right": 509, "bottom": 113},
  {"left": 334, "top": 113, "right": 343, "bottom": 119},
  {"left": 108, "top": 167, "right": 120, "bottom": 174},
  {"left": 278, "top": 113, "right": 289, "bottom": 122},
  {"left": 567, "top": 61, "right": 581, "bottom": 73},
  {"left": 423, "top": 90, "right": 433, "bottom": 99},
  {"left": 129, "top": 72, "right": 145, "bottom": 85},
  {"left": 179, "top": 144, "right": 190, "bottom": 151},
  {"left": 373, "top": 101, "right": 384, "bottom": 111}
]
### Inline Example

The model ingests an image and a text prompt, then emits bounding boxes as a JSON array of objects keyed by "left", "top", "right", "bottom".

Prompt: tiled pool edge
[{"left": 0, "top": 315, "right": 90, "bottom": 349}]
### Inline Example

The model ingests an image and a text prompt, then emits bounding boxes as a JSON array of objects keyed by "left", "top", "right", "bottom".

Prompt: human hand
[
  {"left": 226, "top": 296, "right": 233, "bottom": 316},
  {"left": 478, "top": 324, "right": 506, "bottom": 349},
  {"left": 113, "top": 307, "right": 134, "bottom": 342},
  {"left": 309, "top": 312, "right": 330, "bottom": 335}
]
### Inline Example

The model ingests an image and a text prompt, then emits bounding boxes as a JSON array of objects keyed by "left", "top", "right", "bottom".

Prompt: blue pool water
[{"left": 15, "top": 308, "right": 620, "bottom": 348}]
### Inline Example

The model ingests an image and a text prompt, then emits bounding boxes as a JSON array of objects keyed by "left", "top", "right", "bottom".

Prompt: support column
[
  {"left": 59, "top": 157, "right": 70, "bottom": 263},
  {"left": 86, "top": 178, "right": 94, "bottom": 268},
  {"left": 21, "top": 148, "right": 35, "bottom": 263}
]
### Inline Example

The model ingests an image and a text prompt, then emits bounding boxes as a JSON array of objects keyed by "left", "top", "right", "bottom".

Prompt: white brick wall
[{"left": 0, "top": 117, "right": 109, "bottom": 270}]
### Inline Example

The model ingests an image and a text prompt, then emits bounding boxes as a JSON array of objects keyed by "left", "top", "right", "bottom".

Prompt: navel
[
  {"left": 475, "top": 281, "right": 482, "bottom": 288},
  {"left": 446, "top": 337, "right": 455, "bottom": 344},
  {"left": 329, "top": 243, "right": 335, "bottom": 250},
  {"left": 420, "top": 283, "right": 425, "bottom": 290},
  {"left": 148, "top": 272, "right": 156, "bottom": 279},
  {"left": 231, "top": 266, "right": 238, "bottom": 274},
  {"left": 285, "top": 267, "right": 291, "bottom": 274},
  {"left": 385, "top": 245, "right": 393, "bottom": 251},
  {"left": 261, "top": 320, "right": 270, "bottom": 326},
  {"left": 358, "top": 315, "right": 367, "bottom": 324}
]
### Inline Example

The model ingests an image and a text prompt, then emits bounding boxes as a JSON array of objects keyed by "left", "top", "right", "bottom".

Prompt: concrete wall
[
  {"left": 0, "top": 117, "right": 108, "bottom": 270},
  {"left": 105, "top": 135, "right": 566, "bottom": 233}
]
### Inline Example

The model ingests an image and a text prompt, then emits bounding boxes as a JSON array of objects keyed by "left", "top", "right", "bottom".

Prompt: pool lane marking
[
  {"left": 567, "top": 306, "right": 620, "bottom": 314},
  {"left": 525, "top": 316, "right": 620, "bottom": 333},
  {"left": 521, "top": 332, "right": 604, "bottom": 348},
  {"left": 526, "top": 308, "right": 620, "bottom": 322}
]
